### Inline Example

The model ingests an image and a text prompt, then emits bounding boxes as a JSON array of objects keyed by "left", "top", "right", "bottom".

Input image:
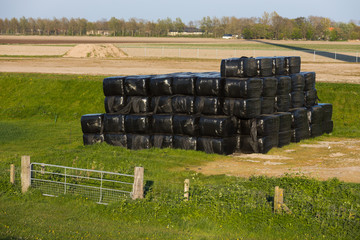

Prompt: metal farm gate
[{"left": 30, "top": 162, "right": 136, "bottom": 204}]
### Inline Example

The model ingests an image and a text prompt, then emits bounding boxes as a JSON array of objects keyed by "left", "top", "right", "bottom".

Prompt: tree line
[{"left": 0, "top": 12, "right": 359, "bottom": 41}]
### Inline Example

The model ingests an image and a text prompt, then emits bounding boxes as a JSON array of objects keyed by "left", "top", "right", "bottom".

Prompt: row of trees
[{"left": 0, "top": 12, "right": 359, "bottom": 40}]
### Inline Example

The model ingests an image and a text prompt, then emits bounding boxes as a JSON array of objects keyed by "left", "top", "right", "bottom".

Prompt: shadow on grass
[{"left": 253, "top": 40, "right": 359, "bottom": 63}]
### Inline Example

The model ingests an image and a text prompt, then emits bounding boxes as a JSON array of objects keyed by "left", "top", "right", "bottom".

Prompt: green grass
[{"left": 1, "top": 72, "right": 360, "bottom": 239}]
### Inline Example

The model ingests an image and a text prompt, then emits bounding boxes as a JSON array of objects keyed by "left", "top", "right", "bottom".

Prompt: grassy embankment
[{"left": 0, "top": 72, "right": 360, "bottom": 239}]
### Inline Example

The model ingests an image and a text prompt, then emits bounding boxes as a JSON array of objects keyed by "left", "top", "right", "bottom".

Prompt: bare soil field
[{"left": 1, "top": 36, "right": 360, "bottom": 182}]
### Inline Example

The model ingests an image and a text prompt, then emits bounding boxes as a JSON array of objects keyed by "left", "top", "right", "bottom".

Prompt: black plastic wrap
[
  {"left": 83, "top": 134, "right": 104, "bottom": 145},
  {"left": 81, "top": 114, "right": 104, "bottom": 133},
  {"left": 151, "top": 96, "right": 172, "bottom": 113},
  {"left": 291, "top": 127, "right": 310, "bottom": 142},
  {"left": 104, "top": 134, "right": 127, "bottom": 147},
  {"left": 195, "top": 75, "right": 223, "bottom": 96},
  {"left": 241, "top": 134, "right": 278, "bottom": 154},
  {"left": 256, "top": 57, "right": 273, "bottom": 77},
  {"left": 256, "top": 114, "right": 280, "bottom": 137},
  {"left": 310, "top": 124, "right": 323, "bottom": 138},
  {"left": 307, "top": 105, "right": 323, "bottom": 125},
  {"left": 199, "top": 116, "right": 236, "bottom": 138},
  {"left": 127, "top": 134, "right": 151, "bottom": 150},
  {"left": 262, "top": 77, "right": 277, "bottom": 97},
  {"left": 126, "top": 96, "right": 151, "bottom": 114},
  {"left": 173, "top": 135, "right": 197, "bottom": 150},
  {"left": 274, "top": 112, "right": 292, "bottom": 132},
  {"left": 103, "top": 114, "right": 125, "bottom": 133},
  {"left": 124, "top": 75, "right": 151, "bottom": 96},
  {"left": 276, "top": 76, "right": 291, "bottom": 95},
  {"left": 104, "top": 96, "right": 126, "bottom": 114},
  {"left": 172, "top": 74, "right": 196, "bottom": 95},
  {"left": 278, "top": 130, "right": 292, "bottom": 147},
  {"left": 240, "top": 118, "right": 255, "bottom": 136},
  {"left": 318, "top": 103, "right": 333, "bottom": 121},
  {"left": 220, "top": 57, "right": 257, "bottom": 78},
  {"left": 197, "top": 137, "right": 237, "bottom": 155},
  {"left": 289, "top": 108, "right": 309, "bottom": 129},
  {"left": 285, "top": 56, "right": 301, "bottom": 74},
  {"left": 304, "top": 88, "right": 318, "bottom": 107},
  {"left": 273, "top": 57, "right": 286, "bottom": 75},
  {"left": 149, "top": 75, "right": 173, "bottom": 96},
  {"left": 261, "top": 97, "right": 276, "bottom": 114},
  {"left": 152, "top": 114, "right": 173, "bottom": 134},
  {"left": 171, "top": 96, "right": 194, "bottom": 114},
  {"left": 124, "top": 114, "right": 151, "bottom": 134},
  {"left": 223, "top": 78, "right": 262, "bottom": 98},
  {"left": 194, "top": 96, "right": 222, "bottom": 115},
  {"left": 173, "top": 115, "right": 199, "bottom": 136},
  {"left": 290, "top": 91, "right": 305, "bottom": 108},
  {"left": 103, "top": 76, "right": 125, "bottom": 96},
  {"left": 290, "top": 73, "right": 305, "bottom": 91},
  {"left": 275, "top": 94, "right": 291, "bottom": 112},
  {"left": 323, "top": 120, "right": 333, "bottom": 134},
  {"left": 301, "top": 72, "right": 316, "bottom": 91},
  {"left": 223, "top": 98, "right": 261, "bottom": 118},
  {"left": 151, "top": 135, "right": 173, "bottom": 148}
]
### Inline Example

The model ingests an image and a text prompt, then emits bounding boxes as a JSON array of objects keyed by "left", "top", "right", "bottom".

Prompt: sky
[{"left": 0, "top": 0, "right": 359, "bottom": 24}]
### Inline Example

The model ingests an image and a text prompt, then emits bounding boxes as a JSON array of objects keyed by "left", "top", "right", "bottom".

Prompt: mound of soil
[{"left": 63, "top": 44, "right": 127, "bottom": 58}]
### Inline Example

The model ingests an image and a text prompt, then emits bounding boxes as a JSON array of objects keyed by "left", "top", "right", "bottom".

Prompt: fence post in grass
[
  {"left": 10, "top": 164, "right": 15, "bottom": 184},
  {"left": 21, "top": 156, "right": 31, "bottom": 193},
  {"left": 274, "top": 186, "right": 283, "bottom": 212},
  {"left": 132, "top": 167, "right": 144, "bottom": 200},
  {"left": 184, "top": 179, "right": 190, "bottom": 201}
]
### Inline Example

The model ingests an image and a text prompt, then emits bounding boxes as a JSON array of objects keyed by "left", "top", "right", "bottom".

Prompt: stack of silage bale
[{"left": 81, "top": 56, "right": 333, "bottom": 155}]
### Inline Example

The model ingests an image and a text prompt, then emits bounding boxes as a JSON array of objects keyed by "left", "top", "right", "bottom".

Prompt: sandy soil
[{"left": 63, "top": 44, "right": 127, "bottom": 58}]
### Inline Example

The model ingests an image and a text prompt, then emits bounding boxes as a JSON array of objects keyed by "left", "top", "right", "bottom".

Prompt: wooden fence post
[
  {"left": 21, "top": 156, "right": 31, "bottom": 193},
  {"left": 132, "top": 167, "right": 144, "bottom": 200},
  {"left": 274, "top": 186, "right": 291, "bottom": 214},
  {"left": 184, "top": 179, "right": 190, "bottom": 201},
  {"left": 10, "top": 164, "right": 15, "bottom": 184}
]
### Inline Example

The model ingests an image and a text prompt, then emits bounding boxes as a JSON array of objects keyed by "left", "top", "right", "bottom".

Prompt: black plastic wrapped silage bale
[
  {"left": 149, "top": 75, "right": 173, "bottom": 96},
  {"left": 194, "top": 96, "right": 222, "bottom": 115},
  {"left": 151, "top": 96, "right": 172, "bottom": 113},
  {"left": 240, "top": 134, "right": 278, "bottom": 154},
  {"left": 285, "top": 56, "right": 301, "bottom": 74},
  {"left": 197, "top": 137, "right": 237, "bottom": 155},
  {"left": 151, "top": 135, "right": 173, "bottom": 149},
  {"left": 83, "top": 134, "right": 104, "bottom": 145},
  {"left": 274, "top": 112, "right": 292, "bottom": 132},
  {"left": 276, "top": 76, "right": 291, "bottom": 95},
  {"left": 318, "top": 103, "right": 333, "bottom": 121},
  {"left": 307, "top": 105, "right": 324, "bottom": 125},
  {"left": 172, "top": 73, "right": 196, "bottom": 95},
  {"left": 171, "top": 96, "right": 194, "bottom": 114},
  {"left": 278, "top": 130, "right": 291, "bottom": 147},
  {"left": 289, "top": 108, "right": 309, "bottom": 129},
  {"left": 290, "top": 73, "right": 305, "bottom": 91},
  {"left": 223, "top": 98, "right": 261, "bottom": 118},
  {"left": 124, "top": 75, "right": 151, "bottom": 96},
  {"left": 104, "top": 134, "right": 127, "bottom": 147},
  {"left": 301, "top": 72, "right": 316, "bottom": 91},
  {"left": 290, "top": 91, "right": 305, "bottom": 108},
  {"left": 199, "top": 116, "right": 236, "bottom": 138},
  {"left": 195, "top": 75, "right": 223, "bottom": 96},
  {"left": 81, "top": 114, "right": 104, "bottom": 133},
  {"left": 261, "top": 97, "right": 276, "bottom": 114},
  {"left": 275, "top": 94, "right": 291, "bottom": 112},
  {"left": 273, "top": 57, "right": 286, "bottom": 75},
  {"left": 103, "top": 76, "right": 125, "bottom": 96},
  {"left": 124, "top": 114, "right": 151, "bottom": 134},
  {"left": 103, "top": 114, "right": 125, "bottom": 133},
  {"left": 173, "top": 135, "right": 197, "bottom": 150},
  {"left": 256, "top": 57, "right": 273, "bottom": 77},
  {"left": 262, "top": 77, "right": 277, "bottom": 97},
  {"left": 173, "top": 115, "right": 199, "bottom": 136},
  {"left": 127, "top": 134, "right": 151, "bottom": 150},
  {"left": 220, "top": 57, "right": 257, "bottom": 78},
  {"left": 126, "top": 96, "right": 151, "bottom": 114},
  {"left": 323, "top": 120, "right": 333, "bottom": 134},
  {"left": 223, "top": 78, "right": 263, "bottom": 98},
  {"left": 104, "top": 96, "right": 126, "bottom": 114},
  {"left": 240, "top": 115, "right": 280, "bottom": 137},
  {"left": 152, "top": 114, "right": 173, "bottom": 134},
  {"left": 291, "top": 127, "right": 310, "bottom": 142},
  {"left": 304, "top": 89, "right": 318, "bottom": 107},
  {"left": 310, "top": 124, "right": 323, "bottom": 138}
]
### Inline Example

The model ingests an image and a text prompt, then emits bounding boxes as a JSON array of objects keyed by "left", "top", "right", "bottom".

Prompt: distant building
[
  {"left": 168, "top": 27, "right": 203, "bottom": 36},
  {"left": 222, "top": 34, "right": 238, "bottom": 39}
]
